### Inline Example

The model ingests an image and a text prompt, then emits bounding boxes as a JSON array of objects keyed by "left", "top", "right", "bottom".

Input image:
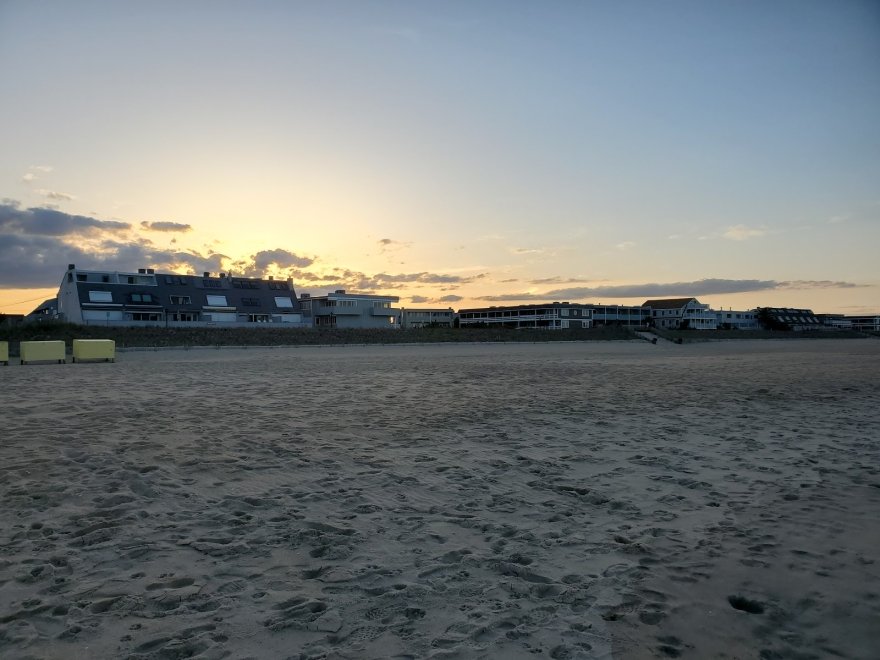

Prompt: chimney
[
  {"left": 268, "top": 275, "right": 274, "bottom": 281},
  {"left": 219, "top": 272, "right": 226, "bottom": 278},
  {"left": 147, "top": 268, "right": 155, "bottom": 274},
  {"left": 68, "top": 263, "right": 75, "bottom": 270},
  {"left": 138, "top": 268, "right": 146, "bottom": 274},
  {"left": 335, "top": 289, "right": 345, "bottom": 294},
  {"left": 203, "top": 272, "right": 210, "bottom": 278},
  {"left": 300, "top": 293, "right": 310, "bottom": 299}
]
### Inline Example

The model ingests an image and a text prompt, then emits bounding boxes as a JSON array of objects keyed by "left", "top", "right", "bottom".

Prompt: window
[
  {"left": 242, "top": 297, "right": 261, "bottom": 307},
  {"left": 561, "top": 308, "right": 569, "bottom": 316},
  {"left": 170, "top": 312, "right": 197, "bottom": 322},
  {"left": 89, "top": 290, "right": 113, "bottom": 303},
  {"left": 131, "top": 312, "right": 161, "bottom": 321},
  {"left": 206, "top": 295, "right": 228, "bottom": 306},
  {"left": 248, "top": 314, "right": 270, "bottom": 323},
  {"left": 373, "top": 301, "right": 390, "bottom": 309},
  {"left": 203, "top": 279, "right": 222, "bottom": 288},
  {"left": 169, "top": 295, "right": 191, "bottom": 305},
  {"left": 268, "top": 281, "right": 289, "bottom": 290},
  {"left": 274, "top": 296, "right": 294, "bottom": 308},
  {"left": 130, "top": 293, "right": 154, "bottom": 304},
  {"left": 77, "top": 273, "right": 87, "bottom": 281}
]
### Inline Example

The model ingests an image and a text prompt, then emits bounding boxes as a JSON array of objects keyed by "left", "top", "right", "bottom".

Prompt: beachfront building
[
  {"left": 400, "top": 307, "right": 455, "bottom": 328},
  {"left": 643, "top": 298, "right": 717, "bottom": 330},
  {"left": 816, "top": 314, "right": 853, "bottom": 330},
  {"left": 25, "top": 298, "right": 58, "bottom": 323},
  {"left": 755, "top": 307, "right": 823, "bottom": 331},
  {"left": 845, "top": 315, "right": 880, "bottom": 332},
  {"left": 458, "top": 303, "right": 593, "bottom": 329},
  {"left": 585, "top": 304, "right": 650, "bottom": 327},
  {"left": 714, "top": 308, "right": 760, "bottom": 330},
  {"left": 299, "top": 290, "right": 402, "bottom": 328},
  {"left": 56, "top": 264, "right": 307, "bottom": 327}
]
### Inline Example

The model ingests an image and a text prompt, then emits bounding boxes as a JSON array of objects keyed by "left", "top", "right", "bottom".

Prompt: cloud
[
  {"left": 230, "top": 249, "right": 315, "bottom": 277},
  {"left": 252, "top": 249, "right": 314, "bottom": 270},
  {"left": 530, "top": 277, "right": 583, "bottom": 285},
  {"left": 409, "top": 295, "right": 430, "bottom": 303},
  {"left": 140, "top": 221, "right": 192, "bottom": 233},
  {"left": 722, "top": 225, "right": 767, "bottom": 241},
  {"left": 0, "top": 200, "right": 288, "bottom": 288},
  {"left": 1, "top": 202, "right": 129, "bottom": 236},
  {"left": 615, "top": 241, "right": 636, "bottom": 251},
  {"left": 21, "top": 165, "right": 55, "bottom": 185},
  {"left": 378, "top": 238, "right": 412, "bottom": 253},
  {"left": 475, "top": 278, "right": 864, "bottom": 303},
  {"left": 293, "top": 268, "right": 487, "bottom": 296},
  {"left": 0, "top": 231, "right": 226, "bottom": 288},
  {"left": 438, "top": 294, "right": 463, "bottom": 302},
  {"left": 35, "top": 189, "right": 76, "bottom": 201},
  {"left": 778, "top": 280, "right": 863, "bottom": 290},
  {"left": 828, "top": 215, "right": 847, "bottom": 224}
]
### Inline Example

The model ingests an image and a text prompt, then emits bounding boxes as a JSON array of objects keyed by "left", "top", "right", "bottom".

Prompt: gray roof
[
  {"left": 642, "top": 298, "right": 697, "bottom": 309},
  {"left": 74, "top": 272, "right": 302, "bottom": 314}
]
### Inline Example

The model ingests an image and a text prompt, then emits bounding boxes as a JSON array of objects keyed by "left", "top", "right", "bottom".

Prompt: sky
[{"left": 1, "top": 0, "right": 879, "bottom": 315}]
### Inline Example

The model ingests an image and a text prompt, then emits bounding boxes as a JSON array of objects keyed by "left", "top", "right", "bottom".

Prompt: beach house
[
  {"left": 400, "top": 307, "right": 455, "bottom": 329},
  {"left": 55, "top": 264, "right": 307, "bottom": 327},
  {"left": 643, "top": 298, "right": 717, "bottom": 330},
  {"left": 584, "top": 304, "right": 650, "bottom": 327},
  {"left": 458, "top": 303, "right": 593, "bottom": 329},
  {"left": 714, "top": 308, "right": 759, "bottom": 330},
  {"left": 299, "top": 290, "right": 402, "bottom": 329}
]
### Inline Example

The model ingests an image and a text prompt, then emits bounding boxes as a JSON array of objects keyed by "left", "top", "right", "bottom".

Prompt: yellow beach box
[
  {"left": 20, "top": 340, "right": 66, "bottom": 364},
  {"left": 72, "top": 339, "right": 116, "bottom": 363},
  {"left": 0, "top": 341, "right": 8, "bottom": 365}
]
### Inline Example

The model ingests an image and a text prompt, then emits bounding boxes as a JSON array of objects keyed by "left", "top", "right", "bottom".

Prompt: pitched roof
[{"left": 642, "top": 298, "right": 696, "bottom": 309}]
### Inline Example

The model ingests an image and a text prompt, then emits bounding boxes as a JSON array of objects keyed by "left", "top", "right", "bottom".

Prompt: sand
[{"left": 1, "top": 338, "right": 879, "bottom": 659}]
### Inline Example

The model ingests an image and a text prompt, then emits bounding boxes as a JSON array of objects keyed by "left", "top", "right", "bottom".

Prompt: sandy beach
[{"left": 1, "top": 338, "right": 878, "bottom": 659}]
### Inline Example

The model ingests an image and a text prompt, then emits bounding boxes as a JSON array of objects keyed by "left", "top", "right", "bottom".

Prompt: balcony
[
  {"left": 313, "top": 306, "right": 361, "bottom": 316},
  {"left": 370, "top": 307, "right": 401, "bottom": 317}
]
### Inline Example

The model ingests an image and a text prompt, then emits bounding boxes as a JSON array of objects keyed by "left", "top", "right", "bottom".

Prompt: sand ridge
[{"left": 1, "top": 339, "right": 879, "bottom": 659}]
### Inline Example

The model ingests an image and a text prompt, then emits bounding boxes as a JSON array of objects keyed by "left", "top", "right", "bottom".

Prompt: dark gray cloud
[
  {"left": 477, "top": 278, "right": 862, "bottom": 302},
  {"left": 140, "top": 220, "right": 192, "bottom": 233},
  {"left": 1, "top": 202, "right": 130, "bottom": 236},
  {"left": 438, "top": 294, "right": 463, "bottom": 302},
  {"left": 229, "top": 249, "right": 315, "bottom": 278},
  {"left": 253, "top": 249, "right": 314, "bottom": 270},
  {"left": 1, "top": 201, "right": 256, "bottom": 288},
  {"left": 409, "top": 295, "right": 430, "bottom": 303},
  {"left": 0, "top": 233, "right": 225, "bottom": 288}
]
